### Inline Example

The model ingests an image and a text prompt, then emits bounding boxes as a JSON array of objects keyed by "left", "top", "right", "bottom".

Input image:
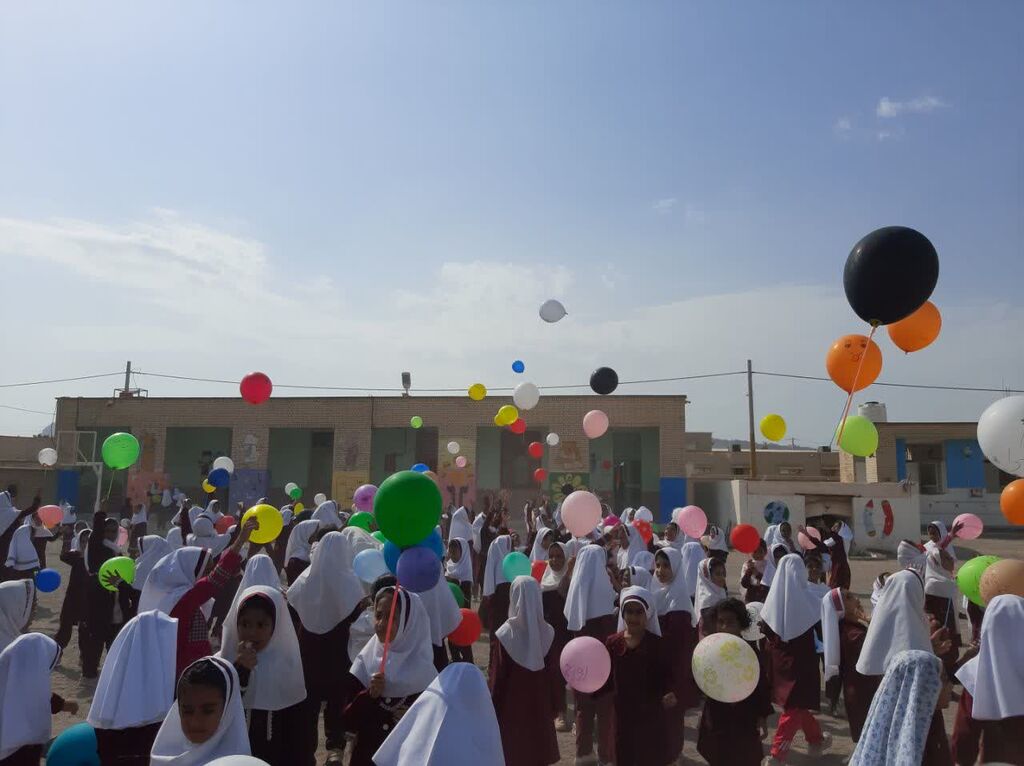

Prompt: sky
[{"left": 1, "top": 1, "right": 1022, "bottom": 444}]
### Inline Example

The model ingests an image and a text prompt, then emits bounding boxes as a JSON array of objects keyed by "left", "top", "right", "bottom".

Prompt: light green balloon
[
  {"left": 836, "top": 415, "right": 878, "bottom": 457},
  {"left": 101, "top": 432, "right": 140, "bottom": 470},
  {"left": 410, "top": 416, "right": 423, "bottom": 429}
]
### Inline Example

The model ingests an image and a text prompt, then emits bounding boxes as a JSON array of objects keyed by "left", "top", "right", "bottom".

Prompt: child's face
[
  {"left": 664, "top": 524, "right": 679, "bottom": 542},
  {"left": 541, "top": 531, "right": 553, "bottom": 551},
  {"left": 716, "top": 610, "right": 743, "bottom": 637},
  {"left": 654, "top": 555, "right": 673, "bottom": 584},
  {"left": 374, "top": 591, "right": 400, "bottom": 642},
  {"left": 773, "top": 548, "right": 787, "bottom": 566},
  {"left": 104, "top": 521, "right": 118, "bottom": 542},
  {"left": 779, "top": 522, "right": 792, "bottom": 539},
  {"left": 178, "top": 683, "right": 225, "bottom": 745},
  {"left": 843, "top": 592, "right": 863, "bottom": 620},
  {"left": 237, "top": 608, "right": 274, "bottom": 652},
  {"left": 547, "top": 545, "right": 565, "bottom": 572},
  {"left": 928, "top": 524, "right": 941, "bottom": 542},
  {"left": 447, "top": 542, "right": 461, "bottom": 563},
  {"left": 622, "top": 601, "right": 647, "bottom": 632},
  {"left": 752, "top": 543, "right": 766, "bottom": 562},
  {"left": 710, "top": 562, "right": 727, "bottom": 588},
  {"left": 807, "top": 558, "right": 823, "bottom": 582}
]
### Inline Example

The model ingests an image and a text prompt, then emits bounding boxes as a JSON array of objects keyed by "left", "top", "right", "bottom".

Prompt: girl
[
  {"left": 616, "top": 523, "right": 647, "bottom": 569},
  {"left": 447, "top": 506, "right": 473, "bottom": 545},
  {"left": 540, "top": 541, "right": 572, "bottom": 732},
  {"left": 54, "top": 527, "right": 89, "bottom": 649},
  {"left": 694, "top": 557, "right": 728, "bottom": 636},
  {"left": 311, "top": 500, "right": 344, "bottom": 531},
  {"left": 0, "top": 492, "right": 36, "bottom": 581},
  {"left": 800, "top": 522, "right": 853, "bottom": 590},
  {"left": 653, "top": 547, "right": 699, "bottom": 763},
  {"left": 418, "top": 568, "right": 463, "bottom": 671},
  {"left": 0, "top": 580, "right": 33, "bottom": 653},
  {"left": 600, "top": 585, "right": 674, "bottom": 766},
  {"left": 680, "top": 541, "right": 705, "bottom": 604},
  {"left": 343, "top": 586, "right": 438, "bottom": 766},
  {"left": 28, "top": 510, "right": 53, "bottom": 571},
  {"left": 870, "top": 572, "right": 888, "bottom": 607},
  {"left": 627, "top": 564, "right": 653, "bottom": 589},
  {"left": 925, "top": 520, "right": 957, "bottom": 561},
  {"left": 221, "top": 553, "right": 282, "bottom": 626},
  {"left": 760, "top": 554, "right": 831, "bottom": 764},
  {"left": 3, "top": 523, "right": 37, "bottom": 581},
  {"left": 821, "top": 588, "right": 874, "bottom": 742},
  {"left": 82, "top": 510, "right": 130, "bottom": 678},
  {"left": 923, "top": 547, "right": 961, "bottom": 675},
  {"left": 219, "top": 586, "right": 307, "bottom": 765},
  {"left": 150, "top": 656, "right": 250, "bottom": 765},
  {"left": 187, "top": 515, "right": 230, "bottom": 555},
  {"left": 283, "top": 519, "right": 319, "bottom": 585},
  {"left": 489, "top": 575, "right": 560, "bottom": 766},
  {"left": 762, "top": 543, "right": 790, "bottom": 590},
  {"left": 0, "top": 633, "right": 77, "bottom": 764},
  {"left": 87, "top": 610, "right": 178, "bottom": 764},
  {"left": 288, "top": 532, "right": 365, "bottom": 764},
  {"left": 952, "top": 594, "right": 1024, "bottom": 766},
  {"left": 697, "top": 598, "right": 772, "bottom": 766},
  {"left": 741, "top": 539, "right": 770, "bottom": 603},
  {"left": 703, "top": 525, "right": 729, "bottom": 563},
  {"left": 529, "top": 527, "right": 554, "bottom": 562},
  {"left": 445, "top": 537, "right": 474, "bottom": 607},
  {"left": 481, "top": 534, "right": 513, "bottom": 644},
  {"left": 563, "top": 544, "right": 617, "bottom": 765},
  {"left": 134, "top": 535, "right": 172, "bottom": 592}
]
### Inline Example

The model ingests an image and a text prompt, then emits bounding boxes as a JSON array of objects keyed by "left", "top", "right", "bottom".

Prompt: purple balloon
[
  {"left": 353, "top": 484, "right": 378, "bottom": 512},
  {"left": 396, "top": 546, "right": 441, "bottom": 593}
]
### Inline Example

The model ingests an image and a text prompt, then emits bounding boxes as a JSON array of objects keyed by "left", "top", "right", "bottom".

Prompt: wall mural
[
  {"left": 549, "top": 473, "right": 590, "bottom": 503},
  {"left": 438, "top": 457, "right": 476, "bottom": 510},
  {"left": 763, "top": 500, "right": 790, "bottom": 524},
  {"left": 862, "top": 499, "right": 894, "bottom": 539},
  {"left": 332, "top": 470, "right": 368, "bottom": 511},
  {"left": 229, "top": 469, "right": 269, "bottom": 510},
  {"left": 127, "top": 470, "right": 171, "bottom": 508}
]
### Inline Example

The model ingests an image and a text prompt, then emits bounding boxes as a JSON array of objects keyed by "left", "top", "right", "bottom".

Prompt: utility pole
[
  {"left": 747, "top": 359, "right": 758, "bottom": 479},
  {"left": 123, "top": 360, "right": 132, "bottom": 393}
]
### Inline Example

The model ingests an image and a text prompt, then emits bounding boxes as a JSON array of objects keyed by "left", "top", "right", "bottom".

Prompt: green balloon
[
  {"left": 372, "top": 531, "right": 386, "bottom": 543},
  {"left": 836, "top": 415, "right": 879, "bottom": 458},
  {"left": 502, "top": 551, "right": 532, "bottom": 582},
  {"left": 373, "top": 471, "right": 441, "bottom": 547},
  {"left": 410, "top": 416, "right": 423, "bottom": 429},
  {"left": 957, "top": 555, "right": 1000, "bottom": 606},
  {"left": 101, "top": 432, "right": 140, "bottom": 470},
  {"left": 349, "top": 511, "right": 374, "bottom": 532},
  {"left": 98, "top": 556, "right": 135, "bottom": 592},
  {"left": 289, "top": 486, "right": 303, "bottom": 500},
  {"left": 448, "top": 581, "right": 466, "bottom": 607}
]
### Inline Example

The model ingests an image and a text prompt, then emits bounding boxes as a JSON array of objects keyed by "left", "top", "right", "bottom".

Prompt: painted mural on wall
[
  {"left": 550, "top": 473, "right": 590, "bottom": 503},
  {"left": 230, "top": 469, "right": 269, "bottom": 510},
  {"left": 763, "top": 501, "right": 790, "bottom": 524},
  {"left": 332, "top": 470, "right": 368, "bottom": 512},
  {"left": 337, "top": 435, "right": 361, "bottom": 472},
  {"left": 437, "top": 458, "right": 476, "bottom": 510},
  {"left": 127, "top": 471, "right": 172, "bottom": 508},
  {"left": 553, "top": 440, "right": 587, "bottom": 472},
  {"left": 862, "top": 499, "right": 894, "bottom": 539}
]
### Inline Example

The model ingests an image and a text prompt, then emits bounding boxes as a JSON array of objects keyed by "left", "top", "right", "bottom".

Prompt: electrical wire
[
  {"left": 0, "top": 372, "right": 124, "bottom": 389},
  {"left": 0, "top": 404, "right": 53, "bottom": 416},
  {"left": 753, "top": 370, "right": 1024, "bottom": 394}
]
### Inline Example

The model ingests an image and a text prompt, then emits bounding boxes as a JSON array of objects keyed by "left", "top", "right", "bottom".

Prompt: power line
[
  {"left": 0, "top": 372, "right": 124, "bottom": 389},
  {"left": 0, "top": 404, "right": 53, "bottom": 416},
  {"left": 753, "top": 370, "right": 1024, "bottom": 394}
]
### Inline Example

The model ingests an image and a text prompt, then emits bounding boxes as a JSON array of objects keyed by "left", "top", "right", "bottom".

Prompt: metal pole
[
  {"left": 747, "top": 360, "right": 758, "bottom": 479},
  {"left": 124, "top": 361, "right": 132, "bottom": 393}
]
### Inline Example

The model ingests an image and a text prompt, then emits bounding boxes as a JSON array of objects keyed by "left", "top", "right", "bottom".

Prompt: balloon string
[
  {"left": 379, "top": 585, "right": 401, "bottom": 674},
  {"left": 835, "top": 325, "right": 879, "bottom": 448},
  {"left": 105, "top": 469, "right": 117, "bottom": 501}
]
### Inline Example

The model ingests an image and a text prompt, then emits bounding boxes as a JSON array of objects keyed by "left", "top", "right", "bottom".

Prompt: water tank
[{"left": 858, "top": 401, "right": 888, "bottom": 423}]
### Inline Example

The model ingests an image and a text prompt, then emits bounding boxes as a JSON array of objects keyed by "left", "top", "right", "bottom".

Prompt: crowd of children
[{"left": 0, "top": 484, "right": 1021, "bottom": 765}]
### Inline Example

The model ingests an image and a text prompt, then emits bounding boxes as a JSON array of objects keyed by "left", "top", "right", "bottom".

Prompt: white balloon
[
  {"left": 314, "top": 492, "right": 328, "bottom": 506},
  {"left": 539, "top": 299, "right": 567, "bottom": 323},
  {"left": 513, "top": 382, "right": 541, "bottom": 411},
  {"left": 37, "top": 447, "right": 58, "bottom": 467},
  {"left": 977, "top": 395, "right": 1024, "bottom": 477},
  {"left": 447, "top": 441, "right": 460, "bottom": 455},
  {"left": 546, "top": 432, "right": 560, "bottom": 447},
  {"left": 284, "top": 482, "right": 298, "bottom": 495},
  {"left": 212, "top": 455, "right": 234, "bottom": 474}
]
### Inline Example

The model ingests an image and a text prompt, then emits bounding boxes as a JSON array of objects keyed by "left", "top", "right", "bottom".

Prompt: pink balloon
[
  {"left": 455, "top": 456, "right": 468, "bottom": 468},
  {"left": 353, "top": 484, "right": 378, "bottom": 513},
  {"left": 36, "top": 504, "right": 63, "bottom": 529},
  {"left": 561, "top": 490, "right": 602, "bottom": 537},
  {"left": 560, "top": 636, "right": 611, "bottom": 693},
  {"left": 677, "top": 505, "right": 707, "bottom": 539},
  {"left": 582, "top": 410, "right": 609, "bottom": 439},
  {"left": 602, "top": 514, "right": 620, "bottom": 528},
  {"left": 952, "top": 512, "right": 984, "bottom": 540},
  {"left": 797, "top": 526, "right": 821, "bottom": 551}
]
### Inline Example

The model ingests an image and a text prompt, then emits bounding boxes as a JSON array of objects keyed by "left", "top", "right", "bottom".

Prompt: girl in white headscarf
[
  {"left": 150, "top": 656, "right": 251, "bottom": 765},
  {"left": 311, "top": 501, "right": 343, "bottom": 531},
  {"left": 529, "top": 527, "right": 555, "bottom": 562},
  {"left": 447, "top": 507, "right": 473, "bottom": 544},
  {"left": 820, "top": 588, "right": 873, "bottom": 742},
  {"left": 490, "top": 575, "right": 559, "bottom": 765},
  {"left": 88, "top": 610, "right": 178, "bottom": 763},
  {"left": 54, "top": 527, "right": 90, "bottom": 650},
  {"left": 3, "top": 523, "right": 39, "bottom": 579},
  {"left": 856, "top": 569, "right": 933, "bottom": 677},
  {"left": 0, "top": 580, "right": 33, "bottom": 652},
  {"left": 923, "top": 547, "right": 961, "bottom": 675},
  {"left": 626, "top": 565, "right": 653, "bottom": 590},
  {"left": 616, "top": 523, "right": 647, "bottom": 569},
  {"left": 694, "top": 557, "right": 728, "bottom": 637},
  {"left": 217, "top": 554, "right": 283, "bottom": 644},
  {"left": 187, "top": 516, "right": 231, "bottom": 556},
  {"left": 924, "top": 519, "right": 957, "bottom": 561},
  {"left": 540, "top": 541, "right": 573, "bottom": 732},
  {"left": 481, "top": 535, "right": 512, "bottom": 640},
  {"left": 134, "top": 535, "right": 173, "bottom": 594},
  {"left": 165, "top": 525, "right": 184, "bottom": 551},
  {"left": 679, "top": 541, "right": 705, "bottom": 604},
  {"left": 416, "top": 567, "right": 463, "bottom": 672},
  {"left": 445, "top": 538, "right": 473, "bottom": 601},
  {"left": 702, "top": 525, "right": 730, "bottom": 563},
  {"left": 283, "top": 519, "right": 319, "bottom": 586}
]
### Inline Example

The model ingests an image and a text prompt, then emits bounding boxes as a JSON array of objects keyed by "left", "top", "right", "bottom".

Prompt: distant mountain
[
  {"left": 712, "top": 437, "right": 823, "bottom": 452},
  {"left": 38, "top": 422, "right": 55, "bottom": 437}
]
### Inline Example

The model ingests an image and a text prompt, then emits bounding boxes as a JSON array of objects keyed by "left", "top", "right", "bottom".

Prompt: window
[
  {"left": 778, "top": 466, "right": 804, "bottom": 476},
  {"left": 732, "top": 466, "right": 748, "bottom": 476}
]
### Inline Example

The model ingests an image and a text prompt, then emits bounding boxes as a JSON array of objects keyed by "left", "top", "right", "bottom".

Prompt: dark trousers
[
  {"left": 299, "top": 689, "right": 347, "bottom": 765},
  {"left": 32, "top": 537, "right": 48, "bottom": 569},
  {"left": 80, "top": 620, "right": 116, "bottom": 678}
]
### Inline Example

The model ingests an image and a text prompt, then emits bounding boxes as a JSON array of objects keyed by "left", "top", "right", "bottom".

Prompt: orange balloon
[
  {"left": 887, "top": 301, "right": 941, "bottom": 353},
  {"left": 1000, "top": 479, "right": 1024, "bottom": 525},
  {"left": 825, "top": 334, "right": 883, "bottom": 393}
]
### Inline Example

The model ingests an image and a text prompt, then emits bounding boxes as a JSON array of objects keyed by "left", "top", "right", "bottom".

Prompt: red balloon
[
  {"left": 533, "top": 468, "right": 548, "bottom": 484},
  {"left": 509, "top": 418, "right": 527, "bottom": 435},
  {"left": 531, "top": 560, "right": 547, "bottom": 583},
  {"left": 240, "top": 372, "right": 273, "bottom": 404},
  {"left": 448, "top": 608, "right": 482, "bottom": 647},
  {"left": 528, "top": 441, "right": 544, "bottom": 459},
  {"left": 730, "top": 523, "right": 761, "bottom": 554},
  {"left": 632, "top": 519, "right": 653, "bottom": 544},
  {"left": 215, "top": 515, "right": 236, "bottom": 534}
]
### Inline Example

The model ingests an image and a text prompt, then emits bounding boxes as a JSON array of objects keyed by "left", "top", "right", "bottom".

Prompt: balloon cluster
[
  {"left": 977, "top": 396, "right": 1024, "bottom": 525},
  {"left": 372, "top": 471, "right": 444, "bottom": 593}
]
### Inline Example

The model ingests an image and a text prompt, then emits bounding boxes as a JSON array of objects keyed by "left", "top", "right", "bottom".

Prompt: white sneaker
[{"left": 808, "top": 732, "right": 833, "bottom": 757}]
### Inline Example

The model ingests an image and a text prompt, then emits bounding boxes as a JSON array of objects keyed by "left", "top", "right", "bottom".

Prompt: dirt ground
[{"left": 36, "top": 533, "right": 1023, "bottom": 765}]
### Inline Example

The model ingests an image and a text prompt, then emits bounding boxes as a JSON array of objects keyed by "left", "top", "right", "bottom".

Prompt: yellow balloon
[
  {"left": 497, "top": 404, "right": 519, "bottom": 426},
  {"left": 202, "top": 479, "right": 216, "bottom": 493},
  {"left": 241, "top": 504, "right": 285, "bottom": 545},
  {"left": 293, "top": 502, "right": 304, "bottom": 514},
  {"left": 468, "top": 383, "right": 487, "bottom": 401},
  {"left": 760, "top": 414, "right": 787, "bottom": 442},
  {"left": 493, "top": 413, "right": 503, "bottom": 427}
]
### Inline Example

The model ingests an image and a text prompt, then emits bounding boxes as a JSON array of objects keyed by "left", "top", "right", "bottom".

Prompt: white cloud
[
  {"left": 833, "top": 117, "right": 853, "bottom": 138},
  {"left": 875, "top": 126, "right": 906, "bottom": 142},
  {"left": 876, "top": 95, "right": 949, "bottom": 118},
  {"left": 652, "top": 198, "right": 677, "bottom": 214}
]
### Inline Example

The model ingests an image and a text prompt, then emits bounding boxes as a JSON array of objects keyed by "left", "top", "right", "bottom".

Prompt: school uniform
[
  {"left": 0, "top": 581, "right": 33, "bottom": 654},
  {"left": 54, "top": 529, "right": 89, "bottom": 649},
  {"left": 823, "top": 523, "right": 853, "bottom": 590},
  {"left": 3, "top": 525, "right": 38, "bottom": 582},
  {"left": 82, "top": 512, "right": 132, "bottom": 677},
  {"left": 540, "top": 543, "right": 572, "bottom": 717},
  {"left": 822, "top": 588, "right": 876, "bottom": 742},
  {"left": 923, "top": 548, "right": 962, "bottom": 675},
  {"left": 0, "top": 634, "right": 64, "bottom": 765},
  {"left": 741, "top": 558, "right": 770, "bottom": 604},
  {"left": 695, "top": 557, "right": 727, "bottom": 638},
  {"left": 0, "top": 493, "right": 35, "bottom": 583},
  {"left": 283, "top": 519, "right": 319, "bottom": 585},
  {"left": 444, "top": 538, "right": 475, "bottom": 662},
  {"left": 482, "top": 535, "right": 513, "bottom": 643}
]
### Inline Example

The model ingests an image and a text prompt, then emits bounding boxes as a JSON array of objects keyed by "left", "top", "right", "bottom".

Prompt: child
[
  {"left": 87, "top": 610, "right": 178, "bottom": 764},
  {"left": 221, "top": 553, "right": 284, "bottom": 640},
  {"left": 741, "top": 540, "right": 770, "bottom": 603},
  {"left": 311, "top": 500, "right": 344, "bottom": 531},
  {"left": 3, "top": 523, "right": 38, "bottom": 581},
  {"left": 762, "top": 543, "right": 790, "bottom": 589},
  {"left": 923, "top": 548, "right": 961, "bottom": 675},
  {"left": 653, "top": 547, "right": 699, "bottom": 762},
  {"left": 418, "top": 568, "right": 463, "bottom": 671},
  {"left": 870, "top": 572, "right": 888, "bottom": 607},
  {"left": 563, "top": 544, "right": 618, "bottom": 764},
  {"left": 952, "top": 594, "right": 1024, "bottom": 766},
  {"left": 760, "top": 554, "right": 831, "bottom": 764},
  {"left": 342, "top": 586, "right": 438, "bottom": 766},
  {"left": 447, "top": 506, "right": 473, "bottom": 546},
  {"left": 288, "top": 532, "right": 365, "bottom": 763},
  {"left": 0, "top": 633, "right": 78, "bottom": 764},
  {"left": 481, "top": 534, "right": 513, "bottom": 643},
  {"left": 821, "top": 588, "right": 874, "bottom": 742},
  {"left": 0, "top": 491, "right": 37, "bottom": 581},
  {"left": 186, "top": 515, "right": 230, "bottom": 556},
  {"left": 540, "top": 541, "right": 572, "bottom": 732},
  {"left": 218, "top": 586, "right": 307, "bottom": 765},
  {"left": 617, "top": 523, "right": 647, "bottom": 569},
  {"left": 0, "top": 580, "right": 33, "bottom": 653},
  {"left": 150, "top": 656, "right": 251, "bottom": 764},
  {"left": 695, "top": 557, "right": 728, "bottom": 636},
  {"left": 697, "top": 598, "right": 772, "bottom": 766},
  {"left": 529, "top": 527, "right": 555, "bottom": 562},
  {"left": 856, "top": 569, "right": 934, "bottom": 677},
  {"left": 82, "top": 510, "right": 131, "bottom": 678},
  {"left": 283, "top": 519, "right": 320, "bottom": 585},
  {"left": 680, "top": 541, "right": 705, "bottom": 603},
  {"left": 489, "top": 575, "right": 560, "bottom": 766},
  {"left": 445, "top": 538, "right": 474, "bottom": 606},
  {"left": 626, "top": 564, "right": 653, "bottom": 589},
  {"left": 600, "top": 585, "right": 675, "bottom": 766},
  {"left": 703, "top": 525, "right": 730, "bottom": 563}
]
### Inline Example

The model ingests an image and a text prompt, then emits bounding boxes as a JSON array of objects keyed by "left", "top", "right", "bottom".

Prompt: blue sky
[{"left": 1, "top": 2, "right": 1022, "bottom": 442}]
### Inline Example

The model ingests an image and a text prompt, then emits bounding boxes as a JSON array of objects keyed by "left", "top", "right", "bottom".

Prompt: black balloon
[
  {"left": 843, "top": 226, "right": 939, "bottom": 326},
  {"left": 590, "top": 366, "right": 619, "bottom": 395}
]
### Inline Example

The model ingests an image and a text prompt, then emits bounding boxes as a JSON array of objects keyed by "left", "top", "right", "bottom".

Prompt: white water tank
[{"left": 858, "top": 401, "right": 888, "bottom": 423}]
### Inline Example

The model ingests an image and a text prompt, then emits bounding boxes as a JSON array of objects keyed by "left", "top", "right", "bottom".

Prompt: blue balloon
[
  {"left": 411, "top": 463, "right": 429, "bottom": 473},
  {"left": 383, "top": 540, "right": 402, "bottom": 574},
  {"left": 396, "top": 546, "right": 441, "bottom": 593},
  {"left": 512, "top": 360, "right": 525, "bottom": 373},
  {"left": 35, "top": 568, "right": 61, "bottom": 593},
  {"left": 353, "top": 549, "right": 390, "bottom": 583},
  {"left": 208, "top": 467, "right": 230, "bottom": 488},
  {"left": 424, "top": 529, "right": 445, "bottom": 559},
  {"left": 46, "top": 722, "right": 99, "bottom": 766}
]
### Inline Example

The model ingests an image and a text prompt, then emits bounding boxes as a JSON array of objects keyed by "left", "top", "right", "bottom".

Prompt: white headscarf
[
  {"left": 856, "top": 570, "right": 931, "bottom": 676},
  {"left": 0, "top": 580, "right": 34, "bottom": 653},
  {"left": 617, "top": 585, "right": 662, "bottom": 637},
  {"left": 165, "top": 526, "right": 184, "bottom": 551},
  {"left": 495, "top": 576, "right": 553, "bottom": 671},
  {"left": 871, "top": 575, "right": 886, "bottom": 607},
  {"left": 0, "top": 633, "right": 61, "bottom": 759},
  {"left": 187, "top": 516, "right": 230, "bottom": 556},
  {"left": 540, "top": 542, "right": 569, "bottom": 593},
  {"left": 634, "top": 506, "right": 653, "bottom": 523},
  {"left": 150, "top": 657, "right": 251, "bottom": 765},
  {"left": 633, "top": 550, "right": 655, "bottom": 572},
  {"left": 87, "top": 610, "right": 178, "bottom": 729},
  {"left": 617, "top": 524, "right": 647, "bottom": 569},
  {"left": 448, "top": 507, "right": 473, "bottom": 544},
  {"left": 311, "top": 500, "right": 342, "bottom": 530},
  {"left": 350, "top": 588, "right": 437, "bottom": 698},
  {"left": 563, "top": 545, "right": 616, "bottom": 631},
  {"left": 0, "top": 492, "right": 18, "bottom": 539},
  {"left": 924, "top": 520, "right": 956, "bottom": 561},
  {"left": 222, "top": 555, "right": 283, "bottom": 638},
  {"left": 205, "top": 500, "right": 223, "bottom": 522},
  {"left": 822, "top": 588, "right": 845, "bottom": 682},
  {"left": 470, "top": 513, "right": 485, "bottom": 553},
  {"left": 482, "top": 535, "right": 512, "bottom": 598},
  {"left": 134, "top": 535, "right": 173, "bottom": 592},
  {"left": 4, "top": 524, "right": 38, "bottom": 571},
  {"left": 694, "top": 558, "right": 728, "bottom": 619},
  {"left": 341, "top": 526, "right": 381, "bottom": 558},
  {"left": 139, "top": 547, "right": 214, "bottom": 616},
  {"left": 763, "top": 524, "right": 780, "bottom": 549},
  {"left": 445, "top": 538, "right": 474, "bottom": 584},
  {"left": 956, "top": 594, "right": 1024, "bottom": 720},
  {"left": 187, "top": 505, "right": 205, "bottom": 526},
  {"left": 372, "top": 663, "right": 504, "bottom": 766},
  {"left": 850, "top": 650, "right": 943, "bottom": 766},
  {"left": 218, "top": 586, "right": 306, "bottom": 711},
  {"left": 628, "top": 566, "right": 653, "bottom": 590},
  {"left": 530, "top": 527, "right": 554, "bottom": 562},
  {"left": 897, "top": 540, "right": 928, "bottom": 578},
  {"left": 704, "top": 525, "right": 729, "bottom": 553},
  {"left": 347, "top": 608, "right": 376, "bottom": 665},
  {"left": 679, "top": 541, "right": 705, "bottom": 601},
  {"left": 760, "top": 554, "right": 821, "bottom": 642},
  {"left": 652, "top": 548, "right": 694, "bottom": 622},
  {"left": 284, "top": 520, "right": 319, "bottom": 563},
  {"left": 418, "top": 573, "right": 464, "bottom": 647},
  {"left": 288, "top": 532, "right": 363, "bottom": 635},
  {"left": 762, "top": 543, "right": 790, "bottom": 588}
]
